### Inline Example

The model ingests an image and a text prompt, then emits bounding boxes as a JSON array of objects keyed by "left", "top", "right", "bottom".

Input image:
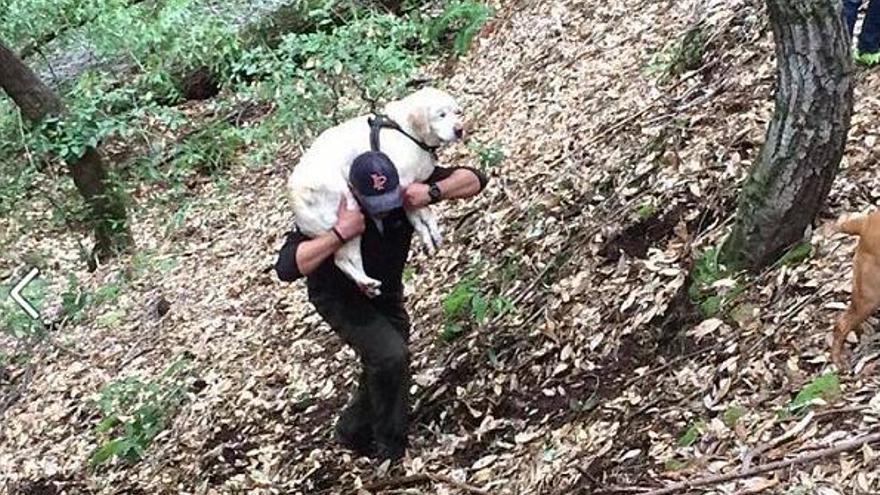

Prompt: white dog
[{"left": 287, "top": 87, "right": 464, "bottom": 296}]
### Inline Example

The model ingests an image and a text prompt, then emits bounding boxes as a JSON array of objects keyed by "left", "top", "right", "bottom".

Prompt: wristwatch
[{"left": 428, "top": 182, "right": 442, "bottom": 204}]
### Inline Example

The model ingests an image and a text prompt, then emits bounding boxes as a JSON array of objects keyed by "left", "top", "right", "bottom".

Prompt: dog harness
[{"left": 368, "top": 114, "right": 439, "bottom": 158}]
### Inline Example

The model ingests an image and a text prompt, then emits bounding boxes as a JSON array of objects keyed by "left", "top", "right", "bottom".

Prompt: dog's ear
[{"left": 407, "top": 107, "right": 430, "bottom": 140}]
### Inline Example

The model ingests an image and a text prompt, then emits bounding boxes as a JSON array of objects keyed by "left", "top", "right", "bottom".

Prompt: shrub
[{"left": 90, "top": 357, "right": 191, "bottom": 467}]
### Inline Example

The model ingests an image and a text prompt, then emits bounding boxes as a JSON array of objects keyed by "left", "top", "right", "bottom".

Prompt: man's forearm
[
  {"left": 296, "top": 231, "right": 343, "bottom": 276},
  {"left": 435, "top": 169, "right": 482, "bottom": 201}
]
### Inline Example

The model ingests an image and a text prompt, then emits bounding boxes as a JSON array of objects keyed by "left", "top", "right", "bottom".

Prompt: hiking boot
[
  {"left": 374, "top": 441, "right": 405, "bottom": 464},
  {"left": 334, "top": 405, "right": 375, "bottom": 456},
  {"left": 334, "top": 422, "right": 375, "bottom": 456},
  {"left": 854, "top": 48, "right": 880, "bottom": 66}
]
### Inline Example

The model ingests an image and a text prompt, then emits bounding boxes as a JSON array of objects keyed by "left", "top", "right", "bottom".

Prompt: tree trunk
[
  {"left": 0, "top": 41, "right": 131, "bottom": 262},
  {"left": 720, "top": 0, "right": 854, "bottom": 271}
]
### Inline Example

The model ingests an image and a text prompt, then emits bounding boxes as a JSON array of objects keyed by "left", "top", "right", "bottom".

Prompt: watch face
[{"left": 429, "top": 183, "right": 441, "bottom": 202}]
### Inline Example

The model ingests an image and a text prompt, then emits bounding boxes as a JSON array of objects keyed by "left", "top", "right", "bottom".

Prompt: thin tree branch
[
  {"left": 633, "top": 430, "right": 880, "bottom": 495},
  {"left": 360, "top": 473, "right": 489, "bottom": 494}
]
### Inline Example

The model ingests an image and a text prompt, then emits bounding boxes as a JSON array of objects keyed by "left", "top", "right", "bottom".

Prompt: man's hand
[
  {"left": 403, "top": 183, "right": 432, "bottom": 209},
  {"left": 334, "top": 197, "right": 365, "bottom": 241}
]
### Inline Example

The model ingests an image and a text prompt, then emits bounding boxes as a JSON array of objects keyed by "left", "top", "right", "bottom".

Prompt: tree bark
[
  {"left": 0, "top": 40, "right": 131, "bottom": 262},
  {"left": 720, "top": 0, "right": 854, "bottom": 271}
]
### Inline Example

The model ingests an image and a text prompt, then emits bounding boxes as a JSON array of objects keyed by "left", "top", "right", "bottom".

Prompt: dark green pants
[{"left": 308, "top": 288, "right": 411, "bottom": 457}]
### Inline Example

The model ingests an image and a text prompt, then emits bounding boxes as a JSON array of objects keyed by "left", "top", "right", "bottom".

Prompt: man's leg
[
  {"left": 374, "top": 297, "right": 412, "bottom": 341},
  {"left": 369, "top": 297, "right": 413, "bottom": 459},
  {"left": 858, "top": 0, "right": 880, "bottom": 57},
  {"left": 334, "top": 369, "right": 374, "bottom": 455},
  {"left": 310, "top": 291, "right": 410, "bottom": 462},
  {"left": 844, "top": 0, "right": 863, "bottom": 39}
]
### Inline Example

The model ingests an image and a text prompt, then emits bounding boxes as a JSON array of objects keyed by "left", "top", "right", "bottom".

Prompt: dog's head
[{"left": 387, "top": 87, "right": 464, "bottom": 147}]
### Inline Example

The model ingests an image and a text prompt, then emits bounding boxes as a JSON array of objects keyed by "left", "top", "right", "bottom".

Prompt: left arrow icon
[{"left": 10, "top": 267, "right": 41, "bottom": 320}]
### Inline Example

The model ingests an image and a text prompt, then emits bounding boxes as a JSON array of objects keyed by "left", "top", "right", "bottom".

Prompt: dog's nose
[{"left": 454, "top": 125, "right": 465, "bottom": 139}]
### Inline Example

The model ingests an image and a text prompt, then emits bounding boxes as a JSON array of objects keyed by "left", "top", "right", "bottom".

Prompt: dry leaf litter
[{"left": 2, "top": 0, "right": 880, "bottom": 493}]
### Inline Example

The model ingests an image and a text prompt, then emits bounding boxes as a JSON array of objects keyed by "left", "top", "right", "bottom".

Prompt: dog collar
[{"left": 368, "top": 114, "right": 439, "bottom": 157}]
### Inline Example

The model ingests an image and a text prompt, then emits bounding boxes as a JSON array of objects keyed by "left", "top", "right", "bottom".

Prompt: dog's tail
[{"left": 837, "top": 214, "right": 867, "bottom": 236}]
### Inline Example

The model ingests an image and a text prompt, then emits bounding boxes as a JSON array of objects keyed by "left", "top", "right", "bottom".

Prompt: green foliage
[
  {"left": 172, "top": 121, "right": 244, "bottom": 177},
  {"left": 0, "top": 274, "right": 46, "bottom": 338},
  {"left": 131, "top": 249, "right": 181, "bottom": 277},
  {"left": 647, "top": 22, "right": 709, "bottom": 81},
  {"left": 664, "top": 458, "right": 689, "bottom": 471},
  {"left": 424, "top": 1, "right": 492, "bottom": 55},
  {"left": 90, "top": 357, "right": 191, "bottom": 467},
  {"left": 468, "top": 140, "right": 505, "bottom": 169},
  {"left": 30, "top": 72, "right": 139, "bottom": 163},
  {"left": 677, "top": 420, "right": 705, "bottom": 447},
  {"left": 60, "top": 274, "right": 89, "bottom": 322},
  {"left": 0, "top": 0, "right": 106, "bottom": 52},
  {"left": 85, "top": 0, "right": 242, "bottom": 101},
  {"left": 688, "top": 247, "right": 743, "bottom": 317},
  {"left": 776, "top": 242, "right": 812, "bottom": 268},
  {"left": 440, "top": 274, "right": 511, "bottom": 342},
  {"left": 0, "top": 0, "right": 496, "bottom": 227},
  {"left": 785, "top": 372, "right": 841, "bottom": 415},
  {"left": 636, "top": 201, "right": 657, "bottom": 220},
  {"left": 722, "top": 404, "right": 746, "bottom": 428},
  {"left": 242, "top": 12, "right": 424, "bottom": 136}
]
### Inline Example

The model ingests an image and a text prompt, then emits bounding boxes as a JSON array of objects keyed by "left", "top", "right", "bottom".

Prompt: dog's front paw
[
  {"left": 358, "top": 278, "right": 382, "bottom": 298},
  {"left": 415, "top": 224, "right": 438, "bottom": 253},
  {"left": 426, "top": 219, "right": 442, "bottom": 250}
]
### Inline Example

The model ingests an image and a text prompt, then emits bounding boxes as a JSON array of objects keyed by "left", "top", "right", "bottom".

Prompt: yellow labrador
[{"left": 287, "top": 87, "right": 464, "bottom": 296}]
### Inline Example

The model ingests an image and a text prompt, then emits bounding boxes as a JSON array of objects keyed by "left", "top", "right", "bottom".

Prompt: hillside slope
[{"left": 3, "top": 0, "right": 880, "bottom": 493}]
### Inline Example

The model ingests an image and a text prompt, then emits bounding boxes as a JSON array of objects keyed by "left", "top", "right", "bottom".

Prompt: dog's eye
[{"left": 439, "top": 111, "right": 447, "bottom": 118}]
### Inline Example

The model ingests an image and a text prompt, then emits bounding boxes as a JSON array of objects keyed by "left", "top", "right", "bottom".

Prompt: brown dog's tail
[{"left": 837, "top": 215, "right": 867, "bottom": 236}]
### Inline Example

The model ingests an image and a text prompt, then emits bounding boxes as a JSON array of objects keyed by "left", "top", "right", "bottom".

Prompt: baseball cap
[{"left": 349, "top": 151, "right": 403, "bottom": 215}]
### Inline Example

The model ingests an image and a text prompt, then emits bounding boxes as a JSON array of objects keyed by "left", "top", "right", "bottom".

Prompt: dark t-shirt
[{"left": 275, "top": 166, "right": 488, "bottom": 301}]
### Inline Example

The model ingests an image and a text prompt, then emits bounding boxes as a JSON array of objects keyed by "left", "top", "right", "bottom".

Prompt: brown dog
[{"left": 832, "top": 210, "right": 880, "bottom": 367}]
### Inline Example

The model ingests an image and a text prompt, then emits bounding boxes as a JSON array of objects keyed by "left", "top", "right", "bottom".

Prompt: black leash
[{"left": 368, "top": 114, "right": 439, "bottom": 157}]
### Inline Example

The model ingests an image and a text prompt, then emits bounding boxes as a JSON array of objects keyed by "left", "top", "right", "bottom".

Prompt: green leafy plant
[
  {"left": 424, "top": 1, "right": 492, "bottom": 55},
  {"left": 785, "top": 372, "right": 841, "bottom": 415},
  {"left": 1, "top": 0, "right": 484, "bottom": 229},
  {"left": 0, "top": 273, "right": 46, "bottom": 338},
  {"left": 468, "top": 140, "right": 505, "bottom": 169},
  {"left": 775, "top": 242, "right": 812, "bottom": 268},
  {"left": 90, "top": 357, "right": 191, "bottom": 467},
  {"left": 722, "top": 404, "right": 746, "bottom": 428},
  {"left": 647, "top": 22, "right": 709, "bottom": 81},
  {"left": 677, "top": 420, "right": 705, "bottom": 447},
  {"left": 688, "top": 247, "right": 743, "bottom": 317},
  {"left": 636, "top": 201, "right": 657, "bottom": 220},
  {"left": 664, "top": 458, "right": 689, "bottom": 471},
  {"left": 60, "top": 274, "right": 90, "bottom": 322},
  {"left": 440, "top": 275, "right": 511, "bottom": 342},
  {"left": 172, "top": 121, "right": 244, "bottom": 176}
]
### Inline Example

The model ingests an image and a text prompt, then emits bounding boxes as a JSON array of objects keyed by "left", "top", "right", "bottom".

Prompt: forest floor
[{"left": 3, "top": 0, "right": 880, "bottom": 493}]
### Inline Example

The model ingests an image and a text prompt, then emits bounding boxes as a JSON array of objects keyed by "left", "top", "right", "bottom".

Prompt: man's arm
[
  {"left": 403, "top": 166, "right": 488, "bottom": 208},
  {"left": 276, "top": 198, "right": 365, "bottom": 281}
]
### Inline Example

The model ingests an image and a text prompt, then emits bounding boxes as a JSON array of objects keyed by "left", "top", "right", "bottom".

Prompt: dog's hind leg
[
  {"left": 832, "top": 248, "right": 880, "bottom": 368},
  {"left": 334, "top": 235, "right": 382, "bottom": 297},
  {"left": 832, "top": 304, "right": 873, "bottom": 368}
]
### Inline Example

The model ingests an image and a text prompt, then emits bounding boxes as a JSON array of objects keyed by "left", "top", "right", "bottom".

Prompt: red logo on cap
[{"left": 370, "top": 173, "right": 387, "bottom": 191}]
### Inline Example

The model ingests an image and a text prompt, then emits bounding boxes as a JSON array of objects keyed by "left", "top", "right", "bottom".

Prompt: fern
[{"left": 425, "top": 1, "right": 492, "bottom": 55}]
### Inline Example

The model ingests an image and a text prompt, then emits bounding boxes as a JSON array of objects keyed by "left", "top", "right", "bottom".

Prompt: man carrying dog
[{"left": 275, "top": 153, "right": 487, "bottom": 463}]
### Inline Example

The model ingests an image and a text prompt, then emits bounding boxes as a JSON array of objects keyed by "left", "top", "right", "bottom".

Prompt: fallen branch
[
  {"left": 360, "top": 473, "right": 489, "bottom": 494},
  {"left": 636, "top": 430, "right": 880, "bottom": 495},
  {"left": 741, "top": 411, "right": 813, "bottom": 471}
]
